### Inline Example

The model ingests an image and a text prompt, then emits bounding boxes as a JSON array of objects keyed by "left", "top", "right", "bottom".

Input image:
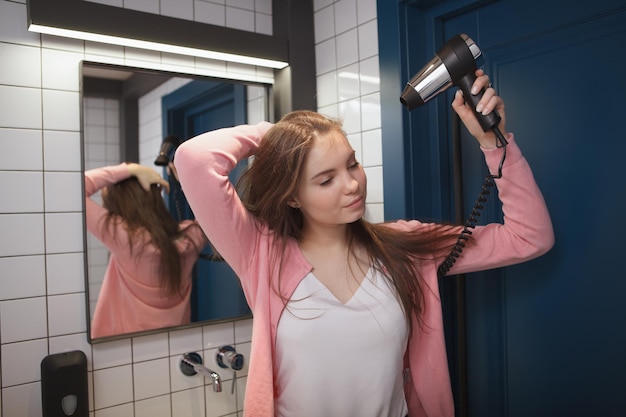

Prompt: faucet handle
[
  {"left": 180, "top": 352, "right": 203, "bottom": 376},
  {"left": 216, "top": 345, "right": 244, "bottom": 371}
]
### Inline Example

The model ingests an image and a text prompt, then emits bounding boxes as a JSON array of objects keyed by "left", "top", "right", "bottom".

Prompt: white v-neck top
[{"left": 275, "top": 268, "right": 409, "bottom": 417}]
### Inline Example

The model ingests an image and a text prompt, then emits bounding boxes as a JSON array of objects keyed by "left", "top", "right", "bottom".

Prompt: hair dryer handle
[{"left": 455, "top": 73, "right": 501, "bottom": 133}]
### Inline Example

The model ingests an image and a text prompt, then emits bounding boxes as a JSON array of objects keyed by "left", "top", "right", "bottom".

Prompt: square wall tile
[
  {"left": 195, "top": 1, "right": 226, "bottom": 26},
  {"left": 44, "top": 172, "right": 82, "bottom": 212},
  {"left": 0, "top": 213, "right": 45, "bottom": 257},
  {"left": 0, "top": 255, "right": 46, "bottom": 300},
  {"left": 2, "top": 338, "right": 48, "bottom": 387},
  {"left": 334, "top": 0, "right": 357, "bottom": 34},
  {"left": 41, "top": 48, "right": 82, "bottom": 91},
  {"left": 1, "top": 382, "right": 42, "bottom": 417},
  {"left": 43, "top": 130, "right": 82, "bottom": 172},
  {"left": 135, "top": 394, "right": 172, "bottom": 417},
  {"left": 362, "top": 128, "right": 382, "bottom": 167},
  {"left": 358, "top": 19, "right": 379, "bottom": 60},
  {"left": 0, "top": 128, "right": 42, "bottom": 171},
  {"left": 92, "top": 338, "right": 132, "bottom": 370},
  {"left": 357, "top": 0, "right": 377, "bottom": 24},
  {"left": 316, "top": 71, "right": 338, "bottom": 108},
  {"left": 46, "top": 252, "right": 85, "bottom": 295},
  {"left": 0, "top": 171, "right": 44, "bottom": 213},
  {"left": 42, "top": 90, "right": 80, "bottom": 131},
  {"left": 255, "top": 0, "right": 271, "bottom": 14},
  {"left": 338, "top": 97, "right": 361, "bottom": 134},
  {"left": 47, "top": 293, "right": 87, "bottom": 337},
  {"left": 169, "top": 327, "right": 203, "bottom": 355},
  {"left": 314, "top": 5, "right": 335, "bottom": 43},
  {"left": 161, "top": 0, "right": 193, "bottom": 20},
  {"left": 203, "top": 321, "right": 235, "bottom": 350},
  {"left": 0, "top": 85, "right": 42, "bottom": 130},
  {"left": 44, "top": 212, "right": 84, "bottom": 254},
  {"left": 134, "top": 358, "right": 171, "bottom": 400},
  {"left": 205, "top": 382, "right": 238, "bottom": 417},
  {"left": 0, "top": 297, "right": 48, "bottom": 343},
  {"left": 361, "top": 92, "right": 381, "bottom": 131},
  {"left": 226, "top": 6, "right": 255, "bottom": 31},
  {"left": 364, "top": 165, "right": 383, "bottom": 203},
  {"left": 255, "top": 12, "right": 272, "bottom": 35},
  {"left": 171, "top": 386, "right": 205, "bottom": 417},
  {"left": 133, "top": 332, "right": 170, "bottom": 362},
  {"left": 338, "top": 63, "right": 360, "bottom": 101},
  {"left": 93, "top": 365, "right": 133, "bottom": 409},
  {"left": 335, "top": 29, "right": 359, "bottom": 68},
  {"left": 359, "top": 56, "right": 380, "bottom": 96},
  {"left": 0, "top": 43, "right": 41, "bottom": 88},
  {"left": 234, "top": 319, "right": 252, "bottom": 343},
  {"left": 315, "top": 38, "right": 336, "bottom": 75},
  {"left": 365, "top": 202, "right": 384, "bottom": 223}
]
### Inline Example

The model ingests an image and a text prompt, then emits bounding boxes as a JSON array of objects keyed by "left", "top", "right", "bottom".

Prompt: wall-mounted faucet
[
  {"left": 216, "top": 345, "right": 244, "bottom": 394},
  {"left": 216, "top": 345, "right": 244, "bottom": 371},
  {"left": 180, "top": 352, "right": 222, "bottom": 393}
]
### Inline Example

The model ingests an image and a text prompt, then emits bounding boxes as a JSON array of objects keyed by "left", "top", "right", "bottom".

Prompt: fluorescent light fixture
[
  {"left": 28, "top": 24, "right": 289, "bottom": 69},
  {"left": 26, "top": 0, "right": 290, "bottom": 70}
]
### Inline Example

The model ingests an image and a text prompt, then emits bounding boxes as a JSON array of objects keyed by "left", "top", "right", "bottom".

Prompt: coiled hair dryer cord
[{"left": 437, "top": 131, "right": 507, "bottom": 278}]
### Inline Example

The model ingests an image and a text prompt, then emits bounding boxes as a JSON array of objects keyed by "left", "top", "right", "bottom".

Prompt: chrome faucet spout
[
  {"left": 180, "top": 352, "right": 223, "bottom": 392},
  {"left": 209, "top": 371, "right": 222, "bottom": 392}
]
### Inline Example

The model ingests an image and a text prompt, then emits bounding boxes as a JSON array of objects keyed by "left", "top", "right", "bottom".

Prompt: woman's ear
[{"left": 287, "top": 198, "right": 300, "bottom": 209}]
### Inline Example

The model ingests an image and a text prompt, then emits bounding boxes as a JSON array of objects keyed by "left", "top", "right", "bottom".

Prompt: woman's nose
[{"left": 343, "top": 172, "right": 359, "bottom": 193}]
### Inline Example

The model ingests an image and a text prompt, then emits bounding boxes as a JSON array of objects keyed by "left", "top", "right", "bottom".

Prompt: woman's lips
[{"left": 345, "top": 196, "right": 364, "bottom": 208}]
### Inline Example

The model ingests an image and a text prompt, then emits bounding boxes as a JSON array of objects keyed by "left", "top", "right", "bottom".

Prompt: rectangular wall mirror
[{"left": 81, "top": 61, "right": 271, "bottom": 343}]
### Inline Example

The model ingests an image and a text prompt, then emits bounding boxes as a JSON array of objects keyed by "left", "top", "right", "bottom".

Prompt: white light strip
[{"left": 29, "top": 24, "right": 289, "bottom": 69}]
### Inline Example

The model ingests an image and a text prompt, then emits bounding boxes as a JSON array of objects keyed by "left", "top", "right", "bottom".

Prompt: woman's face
[{"left": 291, "top": 130, "right": 367, "bottom": 229}]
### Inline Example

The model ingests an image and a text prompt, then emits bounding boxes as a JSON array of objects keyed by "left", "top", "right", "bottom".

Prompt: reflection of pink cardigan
[
  {"left": 85, "top": 164, "right": 207, "bottom": 339},
  {"left": 175, "top": 123, "right": 554, "bottom": 417}
]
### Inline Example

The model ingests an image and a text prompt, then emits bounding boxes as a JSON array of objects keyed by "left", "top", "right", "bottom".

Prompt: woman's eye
[
  {"left": 319, "top": 178, "right": 333, "bottom": 186},
  {"left": 349, "top": 161, "right": 360, "bottom": 169}
]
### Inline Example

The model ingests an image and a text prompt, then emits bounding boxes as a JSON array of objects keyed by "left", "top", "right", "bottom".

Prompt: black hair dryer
[
  {"left": 400, "top": 33, "right": 507, "bottom": 146},
  {"left": 154, "top": 135, "right": 181, "bottom": 166}
]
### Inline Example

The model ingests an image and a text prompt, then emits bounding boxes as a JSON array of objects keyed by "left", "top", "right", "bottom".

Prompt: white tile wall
[
  {"left": 314, "top": 0, "right": 382, "bottom": 222},
  {"left": 0, "top": 0, "right": 383, "bottom": 416}
]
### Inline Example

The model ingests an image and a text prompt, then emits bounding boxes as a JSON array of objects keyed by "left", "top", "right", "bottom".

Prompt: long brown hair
[
  {"left": 238, "top": 110, "right": 458, "bottom": 328},
  {"left": 101, "top": 177, "right": 199, "bottom": 297}
]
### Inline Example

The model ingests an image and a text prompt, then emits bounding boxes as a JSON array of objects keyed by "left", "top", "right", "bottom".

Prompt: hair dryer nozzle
[
  {"left": 400, "top": 33, "right": 482, "bottom": 111},
  {"left": 154, "top": 135, "right": 181, "bottom": 166}
]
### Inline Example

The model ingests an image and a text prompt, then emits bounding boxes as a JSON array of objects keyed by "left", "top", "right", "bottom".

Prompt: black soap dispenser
[{"left": 41, "top": 350, "right": 88, "bottom": 417}]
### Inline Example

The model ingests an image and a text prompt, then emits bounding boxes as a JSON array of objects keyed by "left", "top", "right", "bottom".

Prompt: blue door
[
  {"left": 379, "top": 1, "right": 626, "bottom": 416},
  {"left": 163, "top": 80, "right": 251, "bottom": 322}
]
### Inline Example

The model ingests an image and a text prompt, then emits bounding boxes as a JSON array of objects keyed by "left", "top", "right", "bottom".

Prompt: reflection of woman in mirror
[
  {"left": 85, "top": 162, "right": 207, "bottom": 339},
  {"left": 175, "top": 71, "right": 554, "bottom": 416}
]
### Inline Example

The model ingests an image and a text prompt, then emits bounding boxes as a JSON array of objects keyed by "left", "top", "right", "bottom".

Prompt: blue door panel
[
  {"left": 381, "top": 1, "right": 626, "bottom": 416},
  {"left": 162, "top": 81, "right": 251, "bottom": 323}
]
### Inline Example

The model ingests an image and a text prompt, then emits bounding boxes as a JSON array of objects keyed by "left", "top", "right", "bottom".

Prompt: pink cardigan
[
  {"left": 85, "top": 164, "right": 207, "bottom": 339},
  {"left": 175, "top": 123, "right": 554, "bottom": 417}
]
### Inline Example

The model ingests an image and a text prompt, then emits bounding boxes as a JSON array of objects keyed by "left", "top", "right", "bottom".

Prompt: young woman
[
  {"left": 85, "top": 162, "right": 207, "bottom": 338},
  {"left": 174, "top": 70, "right": 554, "bottom": 417}
]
